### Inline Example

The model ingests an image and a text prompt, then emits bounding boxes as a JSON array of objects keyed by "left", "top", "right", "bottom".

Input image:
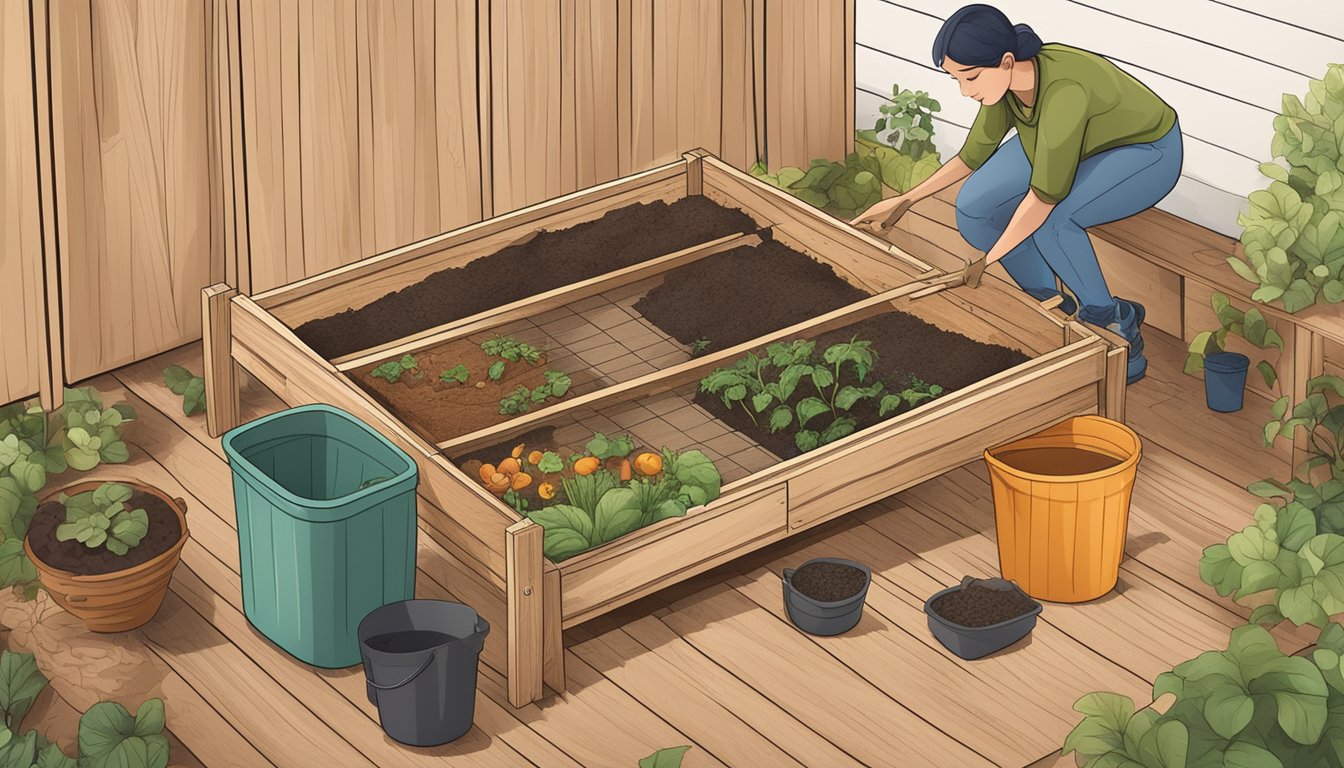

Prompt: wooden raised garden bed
[{"left": 202, "top": 150, "right": 1125, "bottom": 708}]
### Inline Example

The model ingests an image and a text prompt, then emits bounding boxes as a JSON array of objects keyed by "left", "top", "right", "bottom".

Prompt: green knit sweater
[{"left": 957, "top": 43, "right": 1177, "bottom": 203}]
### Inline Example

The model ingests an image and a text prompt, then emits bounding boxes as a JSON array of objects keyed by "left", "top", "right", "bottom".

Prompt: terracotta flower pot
[{"left": 26, "top": 480, "right": 190, "bottom": 633}]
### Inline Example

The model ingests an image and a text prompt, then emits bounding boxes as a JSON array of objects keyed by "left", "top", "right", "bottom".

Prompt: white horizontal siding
[
  {"left": 1213, "top": 0, "right": 1344, "bottom": 40},
  {"left": 855, "top": 0, "right": 1344, "bottom": 236}
]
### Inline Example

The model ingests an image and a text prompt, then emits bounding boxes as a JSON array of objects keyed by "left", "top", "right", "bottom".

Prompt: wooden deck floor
[{"left": 1, "top": 323, "right": 1315, "bottom": 767}]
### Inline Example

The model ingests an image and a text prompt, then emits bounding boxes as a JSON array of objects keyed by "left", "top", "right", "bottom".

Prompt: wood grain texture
[
  {"left": 506, "top": 520, "right": 544, "bottom": 706},
  {"left": 491, "top": 0, "right": 563, "bottom": 214},
  {"left": 201, "top": 284, "right": 240, "bottom": 437},
  {"left": 763, "top": 0, "right": 848, "bottom": 168},
  {"left": 49, "top": 0, "right": 213, "bottom": 382},
  {"left": 0, "top": 0, "right": 43, "bottom": 404}
]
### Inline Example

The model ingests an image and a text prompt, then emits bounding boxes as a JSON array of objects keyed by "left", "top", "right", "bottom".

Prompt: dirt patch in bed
[{"left": 294, "top": 196, "right": 759, "bottom": 359}]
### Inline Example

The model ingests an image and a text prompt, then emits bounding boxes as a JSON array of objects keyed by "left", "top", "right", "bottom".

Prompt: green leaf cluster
[
  {"left": 438, "top": 363, "right": 469, "bottom": 385},
  {"left": 0, "top": 645, "right": 167, "bottom": 768},
  {"left": 0, "top": 388, "right": 134, "bottom": 599},
  {"left": 700, "top": 338, "right": 944, "bottom": 454},
  {"left": 54, "top": 483, "right": 148, "bottom": 557},
  {"left": 497, "top": 371, "right": 572, "bottom": 415},
  {"left": 750, "top": 154, "right": 887, "bottom": 220},
  {"left": 1184, "top": 293, "right": 1285, "bottom": 390},
  {"left": 638, "top": 746, "right": 690, "bottom": 768},
  {"left": 526, "top": 440, "right": 721, "bottom": 562},
  {"left": 481, "top": 336, "right": 542, "bottom": 365},
  {"left": 1230, "top": 64, "right": 1344, "bottom": 313},
  {"left": 857, "top": 83, "right": 942, "bottom": 161},
  {"left": 1064, "top": 622, "right": 1344, "bottom": 768},
  {"left": 370, "top": 354, "right": 419, "bottom": 384},
  {"left": 161, "top": 365, "right": 205, "bottom": 417}
]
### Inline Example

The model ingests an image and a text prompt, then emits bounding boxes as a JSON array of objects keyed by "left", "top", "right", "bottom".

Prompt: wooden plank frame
[{"left": 206, "top": 150, "right": 1117, "bottom": 708}]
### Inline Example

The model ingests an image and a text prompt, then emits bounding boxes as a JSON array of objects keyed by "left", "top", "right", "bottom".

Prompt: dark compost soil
[
  {"left": 28, "top": 491, "right": 182, "bottom": 575},
  {"left": 693, "top": 311, "right": 1030, "bottom": 460},
  {"left": 294, "top": 197, "right": 759, "bottom": 359},
  {"left": 931, "top": 584, "right": 1038, "bottom": 628},
  {"left": 633, "top": 236, "right": 870, "bottom": 351},
  {"left": 791, "top": 561, "right": 867, "bottom": 602}
]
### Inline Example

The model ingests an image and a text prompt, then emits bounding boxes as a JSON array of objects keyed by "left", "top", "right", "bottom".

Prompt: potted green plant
[{"left": 24, "top": 480, "right": 189, "bottom": 632}]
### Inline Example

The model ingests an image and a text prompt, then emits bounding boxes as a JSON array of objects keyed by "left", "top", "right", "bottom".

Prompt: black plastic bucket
[
  {"left": 358, "top": 600, "right": 490, "bottom": 746},
  {"left": 781, "top": 557, "right": 872, "bottom": 636}
]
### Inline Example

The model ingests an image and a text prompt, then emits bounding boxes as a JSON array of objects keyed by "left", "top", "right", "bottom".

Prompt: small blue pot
[{"left": 1204, "top": 352, "right": 1250, "bottom": 413}]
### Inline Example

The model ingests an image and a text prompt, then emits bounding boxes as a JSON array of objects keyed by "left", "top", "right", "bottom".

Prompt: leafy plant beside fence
[{"left": 1228, "top": 63, "right": 1344, "bottom": 313}]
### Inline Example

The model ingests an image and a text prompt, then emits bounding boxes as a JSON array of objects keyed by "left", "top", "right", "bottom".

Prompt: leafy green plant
[
  {"left": 1185, "top": 293, "right": 1285, "bottom": 388},
  {"left": 161, "top": 365, "right": 205, "bottom": 417},
  {"left": 691, "top": 338, "right": 712, "bottom": 358},
  {"left": 879, "top": 376, "right": 945, "bottom": 417},
  {"left": 750, "top": 155, "right": 885, "bottom": 220},
  {"left": 700, "top": 337, "right": 926, "bottom": 453},
  {"left": 439, "top": 364, "right": 470, "bottom": 385},
  {"left": 639, "top": 746, "right": 691, "bottom": 768},
  {"left": 0, "top": 388, "right": 134, "bottom": 600},
  {"left": 1063, "top": 622, "right": 1344, "bottom": 768},
  {"left": 55, "top": 483, "right": 147, "bottom": 557},
  {"left": 486, "top": 361, "right": 506, "bottom": 381},
  {"left": 0, "top": 646, "right": 168, "bottom": 768},
  {"left": 370, "top": 354, "right": 420, "bottom": 384},
  {"left": 497, "top": 371, "right": 573, "bottom": 415},
  {"left": 858, "top": 83, "right": 942, "bottom": 161},
  {"left": 481, "top": 336, "right": 542, "bottom": 365},
  {"left": 526, "top": 440, "right": 721, "bottom": 561},
  {"left": 585, "top": 432, "right": 634, "bottom": 461},
  {"left": 1228, "top": 64, "right": 1344, "bottom": 313}
]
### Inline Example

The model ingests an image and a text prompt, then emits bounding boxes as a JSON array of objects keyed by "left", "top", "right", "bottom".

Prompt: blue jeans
[{"left": 955, "top": 120, "right": 1183, "bottom": 325}]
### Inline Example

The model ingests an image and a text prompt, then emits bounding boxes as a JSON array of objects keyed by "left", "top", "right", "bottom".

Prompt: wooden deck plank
[
  {"left": 572, "top": 628, "right": 812, "bottom": 768},
  {"left": 657, "top": 583, "right": 993, "bottom": 767},
  {"left": 0, "top": 590, "right": 272, "bottom": 768},
  {"left": 731, "top": 522, "right": 1150, "bottom": 767}
]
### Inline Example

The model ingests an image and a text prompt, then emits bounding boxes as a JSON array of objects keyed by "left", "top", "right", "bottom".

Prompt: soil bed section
[
  {"left": 294, "top": 197, "right": 758, "bottom": 359},
  {"left": 352, "top": 340, "right": 579, "bottom": 443},
  {"left": 930, "top": 584, "right": 1038, "bottom": 627},
  {"left": 695, "top": 311, "right": 1030, "bottom": 460},
  {"left": 28, "top": 491, "right": 182, "bottom": 575},
  {"left": 634, "top": 237, "right": 870, "bottom": 352},
  {"left": 791, "top": 561, "right": 867, "bottom": 601}
]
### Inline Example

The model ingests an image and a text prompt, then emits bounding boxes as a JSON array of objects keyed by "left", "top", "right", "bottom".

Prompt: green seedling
[
  {"left": 371, "top": 354, "right": 420, "bottom": 384},
  {"left": 481, "top": 336, "right": 542, "bottom": 365},
  {"left": 497, "top": 371, "right": 572, "bottom": 415},
  {"left": 879, "top": 376, "right": 945, "bottom": 417},
  {"left": 162, "top": 365, "right": 206, "bottom": 417},
  {"left": 439, "top": 364, "right": 470, "bottom": 385},
  {"left": 486, "top": 361, "right": 506, "bottom": 381},
  {"left": 55, "top": 482, "right": 148, "bottom": 557},
  {"left": 691, "top": 338, "right": 712, "bottom": 357}
]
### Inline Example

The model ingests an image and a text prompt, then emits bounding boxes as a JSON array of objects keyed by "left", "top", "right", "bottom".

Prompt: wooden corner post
[
  {"left": 202, "top": 284, "right": 241, "bottom": 437},
  {"left": 506, "top": 520, "right": 544, "bottom": 707},
  {"left": 682, "top": 150, "right": 706, "bottom": 196},
  {"left": 542, "top": 565, "right": 565, "bottom": 695}
]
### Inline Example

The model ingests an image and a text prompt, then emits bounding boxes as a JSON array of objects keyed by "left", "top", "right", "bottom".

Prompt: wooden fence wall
[{"left": 2, "top": 0, "right": 852, "bottom": 407}]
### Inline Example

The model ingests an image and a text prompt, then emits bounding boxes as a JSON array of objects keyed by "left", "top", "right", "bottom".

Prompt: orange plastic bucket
[{"left": 983, "top": 415, "right": 1141, "bottom": 603}]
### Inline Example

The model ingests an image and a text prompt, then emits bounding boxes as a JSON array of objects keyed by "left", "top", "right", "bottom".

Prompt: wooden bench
[{"left": 884, "top": 183, "right": 1344, "bottom": 470}]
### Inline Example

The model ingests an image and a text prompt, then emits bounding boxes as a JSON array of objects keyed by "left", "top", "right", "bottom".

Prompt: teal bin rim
[{"left": 222, "top": 403, "right": 417, "bottom": 521}]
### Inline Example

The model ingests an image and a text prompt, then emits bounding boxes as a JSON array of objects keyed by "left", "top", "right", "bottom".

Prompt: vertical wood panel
[
  {"left": 490, "top": 0, "right": 562, "bottom": 213},
  {"left": 562, "top": 0, "right": 620, "bottom": 189},
  {"left": 765, "top": 0, "right": 846, "bottom": 168},
  {"left": 50, "top": 0, "right": 213, "bottom": 382},
  {"left": 0, "top": 0, "right": 43, "bottom": 404},
  {"left": 299, "top": 0, "right": 359, "bottom": 273}
]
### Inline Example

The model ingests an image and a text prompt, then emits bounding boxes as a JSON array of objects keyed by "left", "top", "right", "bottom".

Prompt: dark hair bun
[{"left": 1013, "top": 23, "right": 1042, "bottom": 59}]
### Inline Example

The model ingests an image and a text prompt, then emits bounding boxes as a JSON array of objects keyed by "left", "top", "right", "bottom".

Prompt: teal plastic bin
[{"left": 223, "top": 404, "right": 418, "bottom": 668}]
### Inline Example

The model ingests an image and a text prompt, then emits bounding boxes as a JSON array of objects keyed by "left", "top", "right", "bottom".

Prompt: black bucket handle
[
  {"left": 367, "top": 651, "right": 436, "bottom": 691},
  {"left": 364, "top": 618, "right": 490, "bottom": 691}
]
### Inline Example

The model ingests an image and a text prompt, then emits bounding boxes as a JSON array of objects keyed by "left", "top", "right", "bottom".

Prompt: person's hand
[
  {"left": 850, "top": 196, "right": 914, "bottom": 233},
  {"left": 962, "top": 256, "right": 987, "bottom": 289}
]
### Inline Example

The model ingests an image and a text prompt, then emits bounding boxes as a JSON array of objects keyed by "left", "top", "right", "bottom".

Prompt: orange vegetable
[
  {"left": 606, "top": 457, "right": 632, "bottom": 482},
  {"left": 574, "top": 457, "right": 601, "bottom": 476},
  {"left": 498, "top": 457, "right": 521, "bottom": 476},
  {"left": 633, "top": 452, "right": 663, "bottom": 476},
  {"left": 484, "top": 472, "right": 511, "bottom": 495},
  {"left": 527, "top": 450, "right": 544, "bottom": 466},
  {"left": 511, "top": 472, "right": 533, "bottom": 491},
  {"left": 511, "top": 443, "right": 525, "bottom": 459},
  {"left": 538, "top": 482, "right": 556, "bottom": 500},
  {"left": 479, "top": 463, "right": 497, "bottom": 483}
]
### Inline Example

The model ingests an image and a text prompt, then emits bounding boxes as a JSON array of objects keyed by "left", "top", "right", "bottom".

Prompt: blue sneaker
[{"left": 1080, "top": 298, "right": 1147, "bottom": 384}]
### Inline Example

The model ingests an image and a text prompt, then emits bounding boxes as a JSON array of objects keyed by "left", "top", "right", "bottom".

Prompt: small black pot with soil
[
  {"left": 925, "top": 576, "right": 1042, "bottom": 660},
  {"left": 781, "top": 557, "right": 871, "bottom": 636}
]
